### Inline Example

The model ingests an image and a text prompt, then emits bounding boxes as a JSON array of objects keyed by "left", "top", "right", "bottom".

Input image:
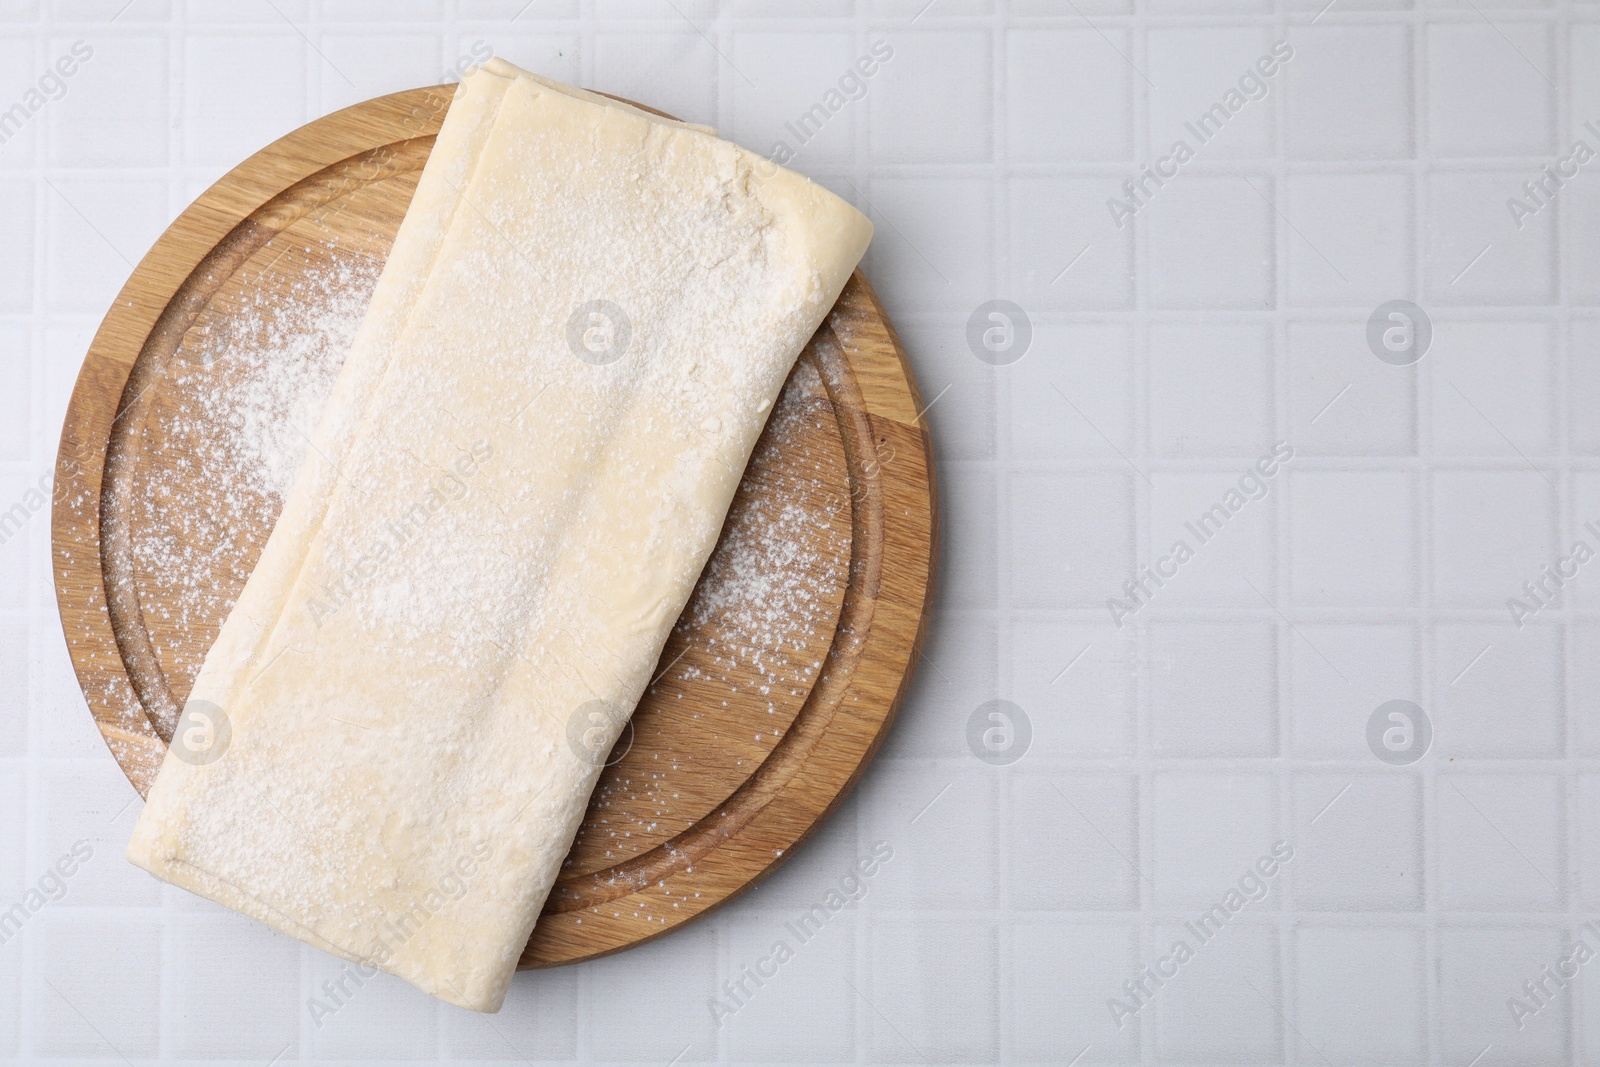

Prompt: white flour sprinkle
[
  {"left": 189, "top": 259, "right": 382, "bottom": 500},
  {"left": 128, "top": 251, "right": 381, "bottom": 681}
]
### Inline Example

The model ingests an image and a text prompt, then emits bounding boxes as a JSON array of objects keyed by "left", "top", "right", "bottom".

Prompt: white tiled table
[{"left": 2, "top": 0, "right": 1597, "bottom": 1063}]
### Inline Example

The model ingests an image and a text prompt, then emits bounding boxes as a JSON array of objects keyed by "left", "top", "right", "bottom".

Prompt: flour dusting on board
[
  {"left": 569, "top": 359, "right": 852, "bottom": 874},
  {"left": 682, "top": 361, "right": 847, "bottom": 678},
  {"left": 128, "top": 252, "right": 382, "bottom": 693},
  {"left": 194, "top": 260, "right": 382, "bottom": 499}
]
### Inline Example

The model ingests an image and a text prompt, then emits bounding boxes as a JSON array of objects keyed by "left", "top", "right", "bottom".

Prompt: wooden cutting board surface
[{"left": 50, "top": 85, "right": 937, "bottom": 968}]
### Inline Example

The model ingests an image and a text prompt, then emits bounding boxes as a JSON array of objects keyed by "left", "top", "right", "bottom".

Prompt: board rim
[{"left": 50, "top": 84, "right": 938, "bottom": 970}]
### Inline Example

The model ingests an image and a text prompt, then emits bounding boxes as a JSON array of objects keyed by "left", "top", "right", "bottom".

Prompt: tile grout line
[
  {"left": 20, "top": 15, "right": 45, "bottom": 1064},
  {"left": 990, "top": 2, "right": 1011, "bottom": 1061},
  {"left": 1273, "top": 0, "right": 1295, "bottom": 1053},
  {"left": 1412, "top": 9, "right": 1441, "bottom": 1064}
]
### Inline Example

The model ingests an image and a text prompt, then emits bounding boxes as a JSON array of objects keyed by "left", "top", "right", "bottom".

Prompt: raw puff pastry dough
[{"left": 126, "top": 60, "right": 873, "bottom": 1012}]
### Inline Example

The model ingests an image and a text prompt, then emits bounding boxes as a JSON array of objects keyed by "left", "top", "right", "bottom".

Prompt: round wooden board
[{"left": 51, "top": 85, "right": 937, "bottom": 969}]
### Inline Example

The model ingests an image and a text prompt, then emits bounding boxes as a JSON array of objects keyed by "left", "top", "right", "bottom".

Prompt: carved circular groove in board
[{"left": 51, "top": 85, "right": 937, "bottom": 969}]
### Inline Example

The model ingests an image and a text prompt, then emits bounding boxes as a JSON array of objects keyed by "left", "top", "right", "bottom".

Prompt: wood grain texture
[{"left": 50, "top": 85, "right": 937, "bottom": 969}]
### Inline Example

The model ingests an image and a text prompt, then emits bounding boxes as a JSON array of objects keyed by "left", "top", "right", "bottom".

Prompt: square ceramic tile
[
  {"left": 482, "top": 34, "right": 581, "bottom": 86},
  {"left": 1009, "top": 323, "right": 1136, "bottom": 463},
  {"left": 859, "top": 764, "right": 998, "bottom": 910},
  {"left": 1011, "top": 921, "right": 1140, "bottom": 1063},
  {"left": 1575, "top": 775, "right": 1600, "bottom": 908},
  {"left": 868, "top": 920, "right": 999, "bottom": 1064},
  {"left": 868, "top": 30, "right": 991, "bottom": 164},
  {"left": 1009, "top": 175, "right": 1134, "bottom": 311},
  {"left": 1149, "top": 771, "right": 1278, "bottom": 909},
  {"left": 36, "top": 913, "right": 162, "bottom": 1058},
  {"left": 1144, "top": 175, "right": 1275, "bottom": 310},
  {"left": 1427, "top": 22, "right": 1555, "bottom": 158},
  {"left": 38, "top": 758, "right": 154, "bottom": 907},
  {"left": 720, "top": 910, "right": 858, "bottom": 1062},
  {"left": 1151, "top": 922, "right": 1281, "bottom": 1063},
  {"left": 593, "top": 0, "right": 718, "bottom": 16},
  {"left": 1284, "top": 171, "right": 1412, "bottom": 308},
  {"left": 725, "top": 0, "right": 852, "bottom": 12},
  {"left": 0, "top": 928, "right": 16, "bottom": 1055},
  {"left": 170, "top": 918, "right": 300, "bottom": 1059},
  {"left": 0, "top": 324, "right": 28, "bottom": 460},
  {"left": 1433, "top": 623, "right": 1563, "bottom": 758},
  {"left": 938, "top": 464, "right": 997, "bottom": 608},
  {"left": 1439, "top": 773, "right": 1564, "bottom": 910},
  {"left": 1148, "top": 322, "right": 1274, "bottom": 455},
  {"left": 1293, "top": 925, "right": 1427, "bottom": 1062},
  {"left": 1009, "top": 471, "right": 1134, "bottom": 609},
  {"left": 45, "top": 181, "right": 171, "bottom": 317},
  {"left": 592, "top": 32, "right": 718, "bottom": 126},
  {"left": 0, "top": 179, "right": 33, "bottom": 313},
  {"left": 0, "top": 36, "right": 42, "bottom": 165},
  {"left": 1430, "top": 320, "right": 1556, "bottom": 456},
  {"left": 182, "top": 34, "right": 306, "bottom": 167},
  {"left": 317, "top": 34, "right": 444, "bottom": 113},
  {"left": 729, "top": 32, "right": 856, "bottom": 166},
  {"left": 321, "top": 0, "right": 442, "bottom": 17},
  {"left": 1293, "top": 774, "right": 1424, "bottom": 909},
  {"left": 1011, "top": 772, "right": 1141, "bottom": 909},
  {"left": 1566, "top": 471, "right": 1600, "bottom": 610},
  {"left": 1006, "top": 29, "right": 1131, "bottom": 163},
  {"left": 0, "top": 768, "right": 23, "bottom": 902},
  {"left": 1573, "top": 626, "right": 1600, "bottom": 757},
  {"left": 1288, "top": 622, "right": 1418, "bottom": 758},
  {"left": 872, "top": 0, "right": 993, "bottom": 13},
  {"left": 0, "top": 478, "right": 36, "bottom": 610},
  {"left": 47, "top": 33, "right": 166, "bottom": 167},
  {"left": 307, "top": 956, "right": 441, "bottom": 1059},
  {"left": 1145, "top": 27, "right": 1276, "bottom": 160},
  {"left": 1430, "top": 469, "right": 1555, "bottom": 606},
  {"left": 447, "top": 968, "right": 579, "bottom": 1060},
  {"left": 1289, "top": 469, "right": 1417, "bottom": 606},
  {"left": 1567, "top": 178, "right": 1600, "bottom": 306},
  {"left": 1286, "top": 320, "right": 1418, "bottom": 456},
  {"left": 1008, "top": 618, "right": 1137, "bottom": 757},
  {"left": 1426, "top": 170, "right": 1556, "bottom": 305},
  {"left": 1439, "top": 925, "right": 1570, "bottom": 1064},
  {"left": 1146, "top": 621, "right": 1277, "bottom": 756},
  {"left": 864, "top": 176, "right": 993, "bottom": 314},
  {"left": 879, "top": 610, "right": 995, "bottom": 759},
  {"left": 583, "top": 920, "right": 719, "bottom": 1061},
  {"left": 1284, "top": 24, "right": 1414, "bottom": 160}
]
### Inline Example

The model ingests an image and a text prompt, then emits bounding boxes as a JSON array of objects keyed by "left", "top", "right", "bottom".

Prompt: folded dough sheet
[{"left": 126, "top": 59, "right": 873, "bottom": 1012}]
